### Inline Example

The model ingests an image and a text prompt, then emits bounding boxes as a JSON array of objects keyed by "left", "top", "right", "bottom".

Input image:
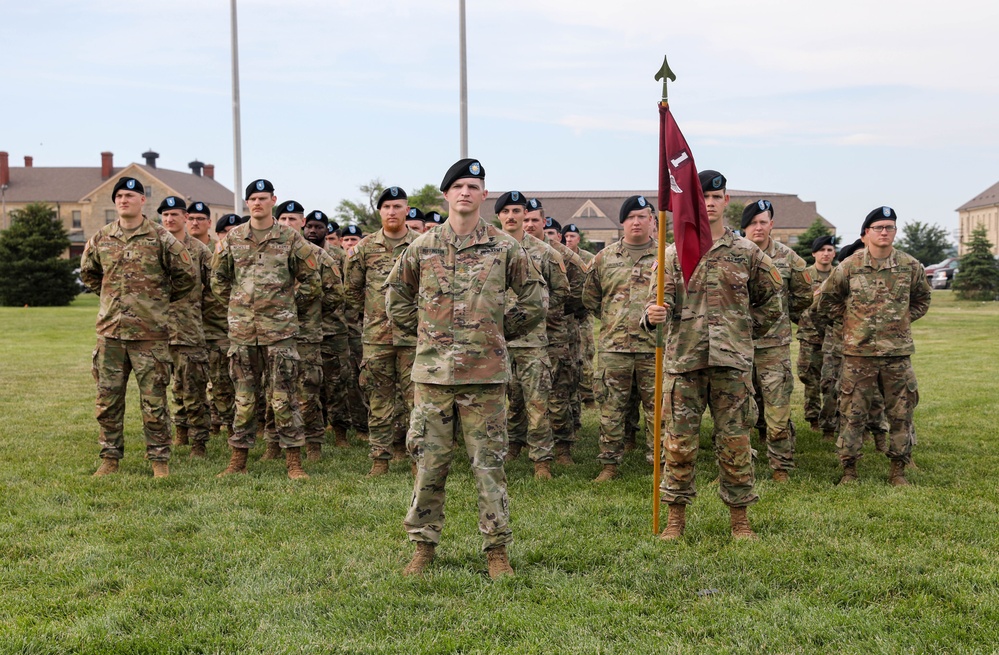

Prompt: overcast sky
[{"left": 3, "top": 0, "right": 997, "bottom": 240}]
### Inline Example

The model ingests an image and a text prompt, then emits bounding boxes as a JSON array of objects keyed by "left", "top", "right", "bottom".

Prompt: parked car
[
  {"left": 925, "top": 257, "right": 958, "bottom": 283},
  {"left": 930, "top": 260, "right": 959, "bottom": 289}
]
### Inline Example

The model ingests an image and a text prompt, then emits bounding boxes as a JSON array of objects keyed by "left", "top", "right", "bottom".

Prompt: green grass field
[{"left": 1, "top": 292, "right": 997, "bottom": 654}]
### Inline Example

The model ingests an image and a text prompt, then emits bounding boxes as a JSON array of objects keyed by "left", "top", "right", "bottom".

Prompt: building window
[
  {"left": 788, "top": 235, "right": 798, "bottom": 245},
  {"left": 105, "top": 210, "right": 116, "bottom": 224},
  {"left": 72, "top": 210, "right": 81, "bottom": 229}
]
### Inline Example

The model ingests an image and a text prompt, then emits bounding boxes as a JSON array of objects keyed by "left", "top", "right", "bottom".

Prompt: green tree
[
  {"left": 792, "top": 217, "right": 836, "bottom": 266},
  {"left": 407, "top": 184, "right": 445, "bottom": 215},
  {"left": 894, "top": 221, "right": 954, "bottom": 266},
  {"left": 724, "top": 201, "right": 745, "bottom": 232},
  {"left": 333, "top": 179, "right": 384, "bottom": 234},
  {"left": 0, "top": 203, "right": 79, "bottom": 306},
  {"left": 952, "top": 225, "right": 999, "bottom": 301}
]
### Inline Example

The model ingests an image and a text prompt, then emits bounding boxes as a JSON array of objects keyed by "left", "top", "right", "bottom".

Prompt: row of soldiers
[{"left": 79, "top": 159, "right": 930, "bottom": 577}]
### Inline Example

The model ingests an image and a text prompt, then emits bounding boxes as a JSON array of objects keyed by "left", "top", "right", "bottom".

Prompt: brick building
[{"left": 957, "top": 180, "right": 999, "bottom": 256}]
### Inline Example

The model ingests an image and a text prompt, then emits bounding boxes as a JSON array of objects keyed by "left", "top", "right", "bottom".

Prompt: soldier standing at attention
[
  {"left": 339, "top": 224, "right": 370, "bottom": 441},
  {"left": 405, "top": 207, "right": 426, "bottom": 235},
  {"left": 583, "top": 195, "right": 660, "bottom": 481},
  {"left": 211, "top": 179, "right": 321, "bottom": 479},
  {"left": 386, "top": 159, "right": 545, "bottom": 579},
  {"left": 80, "top": 177, "right": 196, "bottom": 477},
  {"left": 498, "top": 190, "right": 567, "bottom": 479},
  {"left": 186, "top": 201, "right": 214, "bottom": 248},
  {"left": 741, "top": 200, "right": 812, "bottom": 481},
  {"left": 796, "top": 236, "right": 837, "bottom": 432},
  {"left": 158, "top": 196, "right": 214, "bottom": 458},
  {"left": 813, "top": 207, "right": 931, "bottom": 486},
  {"left": 345, "top": 186, "right": 420, "bottom": 476},
  {"left": 563, "top": 223, "right": 597, "bottom": 407},
  {"left": 644, "top": 170, "right": 782, "bottom": 539}
]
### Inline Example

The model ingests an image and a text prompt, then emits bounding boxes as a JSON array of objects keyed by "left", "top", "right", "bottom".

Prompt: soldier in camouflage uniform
[
  {"left": 80, "top": 177, "right": 197, "bottom": 478},
  {"left": 345, "top": 186, "right": 419, "bottom": 476},
  {"left": 563, "top": 223, "right": 597, "bottom": 405},
  {"left": 796, "top": 236, "right": 837, "bottom": 431},
  {"left": 386, "top": 159, "right": 546, "bottom": 579},
  {"left": 340, "top": 224, "right": 370, "bottom": 440},
  {"left": 498, "top": 191, "right": 566, "bottom": 479},
  {"left": 645, "top": 170, "right": 782, "bottom": 539},
  {"left": 814, "top": 207, "right": 931, "bottom": 486},
  {"left": 158, "top": 197, "right": 214, "bottom": 458},
  {"left": 741, "top": 200, "right": 813, "bottom": 481},
  {"left": 211, "top": 179, "right": 322, "bottom": 480},
  {"left": 582, "top": 195, "right": 660, "bottom": 481}
]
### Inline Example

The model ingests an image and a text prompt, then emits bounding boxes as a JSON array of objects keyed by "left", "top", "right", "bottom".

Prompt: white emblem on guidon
[
  {"left": 883, "top": 206, "right": 892, "bottom": 217},
  {"left": 256, "top": 180, "right": 265, "bottom": 191},
  {"left": 670, "top": 152, "right": 688, "bottom": 168}
]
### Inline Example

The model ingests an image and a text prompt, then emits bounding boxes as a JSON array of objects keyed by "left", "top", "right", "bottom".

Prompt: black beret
[
  {"left": 544, "top": 217, "right": 562, "bottom": 232},
  {"left": 698, "top": 170, "right": 726, "bottom": 193},
  {"left": 245, "top": 178, "right": 275, "bottom": 200},
  {"left": 276, "top": 200, "right": 305, "bottom": 216},
  {"left": 493, "top": 190, "right": 528, "bottom": 214},
  {"left": 425, "top": 211, "right": 445, "bottom": 225},
  {"left": 340, "top": 225, "right": 363, "bottom": 238},
  {"left": 526, "top": 198, "right": 543, "bottom": 213},
  {"left": 111, "top": 177, "right": 144, "bottom": 201},
  {"left": 862, "top": 206, "right": 897, "bottom": 233},
  {"left": 811, "top": 235, "right": 836, "bottom": 253},
  {"left": 440, "top": 158, "right": 485, "bottom": 192},
  {"left": 215, "top": 213, "right": 243, "bottom": 233},
  {"left": 741, "top": 199, "right": 773, "bottom": 229},
  {"left": 562, "top": 223, "right": 580, "bottom": 235},
  {"left": 157, "top": 196, "right": 187, "bottom": 214},
  {"left": 619, "top": 195, "right": 651, "bottom": 223},
  {"left": 306, "top": 210, "right": 329, "bottom": 226},
  {"left": 377, "top": 186, "right": 408, "bottom": 209},
  {"left": 406, "top": 207, "right": 425, "bottom": 222},
  {"left": 241, "top": 215, "right": 251, "bottom": 222},
  {"left": 327, "top": 221, "right": 340, "bottom": 234},
  {"left": 837, "top": 238, "right": 865, "bottom": 261},
  {"left": 188, "top": 201, "right": 209, "bottom": 216}
]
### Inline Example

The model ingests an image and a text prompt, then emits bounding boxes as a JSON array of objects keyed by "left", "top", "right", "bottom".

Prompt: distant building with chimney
[{"left": 0, "top": 150, "right": 236, "bottom": 257}]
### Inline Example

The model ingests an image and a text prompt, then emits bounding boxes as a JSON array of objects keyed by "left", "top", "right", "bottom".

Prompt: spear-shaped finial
[{"left": 654, "top": 54, "right": 676, "bottom": 103}]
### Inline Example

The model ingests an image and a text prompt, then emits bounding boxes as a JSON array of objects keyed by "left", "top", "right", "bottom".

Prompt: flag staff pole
[{"left": 652, "top": 55, "right": 676, "bottom": 536}]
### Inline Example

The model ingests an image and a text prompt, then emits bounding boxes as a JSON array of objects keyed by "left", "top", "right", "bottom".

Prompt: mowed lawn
[{"left": 1, "top": 292, "right": 997, "bottom": 654}]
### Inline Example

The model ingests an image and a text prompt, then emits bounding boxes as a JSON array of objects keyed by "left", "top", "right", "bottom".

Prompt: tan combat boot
[
  {"left": 486, "top": 545, "right": 515, "bottom": 579},
  {"left": 873, "top": 432, "right": 888, "bottom": 454},
  {"left": 217, "top": 448, "right": 249, "bottom": 477},
  {"left": 659, "top": 504, "right": 686, "bottom": 540},
  {"left": 402, "top": 542, "right": 436, "bottom": 576},
  {"left": 888, "top": 460, "right": 910, "bottom": 487},
  {"left": 93, "top": 458, "right": 119, "bottom": 476},
  {"left": 772, "top": 470, "right": 789, "bottom": 483},
  {"left": 306, "top": 442, "right": 322, "bottom": 462},
  {"left": 174, "top": 426, "right": 189, "bottom": 447},
  {"left": 838, "top": 461, "right": 858, "bottom": 485},
  {"left": 534, "top": 461, "right": 552, "bottom": 480},
  {"left": 151, "top": 461, "right": 170, "bottom": 478},
  {"left": 730, "top": 506, "right": 757, "bottom": 540},
  {"left": 259, "top": 441, "right": 282, "bottom": 461},
  {"left": 367, "top": 459, "right": 389, "bottom": 477},
  {"left": 593, "top": 464, "right": 618, "bottom": 482},
  {"left": 391, "top": 441, "right": 407, "bottom": 462},
  {"left": 554, "top": 441, "right": 574, "bottom": 466},
  {"left": 190, "top": 442, "right": 207, "bottom": 458},
  {"left": 333, "top": 426, "right": 350, "bottom": 448},
  {"left": 504, "top": 442, "right": 523, "bottom": 462},
  {"left": 285, "top": 447, "right": 309, "bottom": 480}
]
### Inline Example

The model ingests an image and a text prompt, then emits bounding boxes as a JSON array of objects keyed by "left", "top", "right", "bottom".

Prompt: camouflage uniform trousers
[
  {"left": 796, "top": 340, "right": 824, "bottom": 425},
  {"left": 660, "top": 367, "right": 759, "bottom": 508},
  {"left": 579, "top": 315, "right": 596, "bottom": 403},
  {"left": 91, "top": 337, "right": 172, "bottom": 462},
  {"left": 169, "top": 344, "right": 211, "bottom": 446},
  {"left": 752, "top": 345, "right": 796, "bottom": 472},
  {"left": 264, "top": 342, "right": 324, "bottom": 445},
  {"left": 206, "top": 338, "right": 235, "bottom": 431},
  {"left": 837, "top": 356, "right": 917, "bottom": 466},
  {"left": 320, "top": 335, "right": 351, "bottom": 431},
  {"left": 228, "top": 339, "right": 304, "bottom": 450},
  {"left": 405, "top": 382, "right": 512, "bottom": 551},
  {"left": 821, "top": 352, "right": 888, "bottom": 435},
  {"left": 567, "top": 328, "right": 584, "bottom": 432},
  {"left": 595, "top": 352, "right": 658, "bottom": 465},
  {"left": 360, "top": 344, "right": 415, "bottom": 460},
  {"left": 547, "top": 343, "right": 576, "bottom": 444},
  {"left": 508, "top": 347, "right": 554, "bottom": 461},
  {"left": 346, "top": 335, "right": 369, "bottom": 431}
]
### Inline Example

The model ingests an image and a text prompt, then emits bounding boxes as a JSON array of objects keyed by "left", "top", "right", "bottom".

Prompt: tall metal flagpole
[
  {"left": 458, "top": 0, "right": 468, "bottom": 158},
  {"left": 230, "top": 0, "right": 244, "bottom": 214}
]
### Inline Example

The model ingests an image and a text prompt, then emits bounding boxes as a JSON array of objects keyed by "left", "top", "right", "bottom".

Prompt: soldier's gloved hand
[{"left": 645, "top": 304, "right": 669, "bottom": 325}]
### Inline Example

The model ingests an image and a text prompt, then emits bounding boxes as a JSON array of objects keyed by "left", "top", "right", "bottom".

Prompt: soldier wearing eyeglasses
[{"left": 814, "top": 207, "right": 932, "bottom": 486}]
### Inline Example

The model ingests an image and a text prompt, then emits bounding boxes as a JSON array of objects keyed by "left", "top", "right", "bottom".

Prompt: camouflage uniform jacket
[
  {"left": 168, "top": 232, "right": 212, "bottom": 347},
  {"left": 323, "top": 243, "right": 349, "bottom": 338},
  {"left": 795, "top": 265, "right": 831, "bottom": 345},
  {"left": 649, "top": 228, "right": 783, "bottom": 374},
  {"left": 507, "top": 233, "right": 565, "bottom": 349},
  {"left": 202, "top": 235, "right": 230, "bottom": 341},
  {"left": 582, "top": 239, "right": 657, "bottom": 353},
  {"left": 385, "top": 217, "right": 546, "bottom": 385},
  {"left": 210, "top": 221, "right": 321, "bottom": 346},
  {"left": 545, "top": 237, "right": 589, "bottom": 345},
  {"left": 345, "top": 228, "right": 419, "bottom": 347},
  {"left": 297, "top": 242, "right": 345, "bottom": 344},
  {"left": 813, "top": 247, "right": 931, "bottom": 357},
  {"left": 753, "top": 238, "right": 812, "bottom": 349},
  {"left": 80, "top": 218, "right": 197, "bottom": 341}
]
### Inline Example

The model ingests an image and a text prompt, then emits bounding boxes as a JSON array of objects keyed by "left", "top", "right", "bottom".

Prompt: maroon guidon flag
[{"left": 659, "top": 103, "right": 712, "bottom": 288}]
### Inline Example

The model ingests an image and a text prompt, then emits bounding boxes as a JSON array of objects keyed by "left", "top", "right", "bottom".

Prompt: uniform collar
[
  {"left": 111, "top": 217, "right": 154, "bottom": 240},
  {"left": 372, "top": 227, "right": 418, "bottom": 247},
  {"left": 861, "top": 247, "right": 899, "bottom": 270},
  {"left": 441, "top": 217, "right": 492, "bottom": 250}
]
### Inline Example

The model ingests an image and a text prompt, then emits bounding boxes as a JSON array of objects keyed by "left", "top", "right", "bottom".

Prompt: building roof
[{"left": 957, "top": 180, "right": 999, "bottom": 212}]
